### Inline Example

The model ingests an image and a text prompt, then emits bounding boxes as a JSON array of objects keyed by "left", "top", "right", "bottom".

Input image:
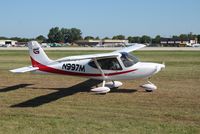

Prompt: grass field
[{"left": 0, "top": 50, "right": 200, "bottom": 134}]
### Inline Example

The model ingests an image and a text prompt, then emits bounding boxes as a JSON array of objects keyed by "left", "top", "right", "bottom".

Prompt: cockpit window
[
  {"left": 88, "top": 58, "right": 122, "bottom": 70},
  {"left": 120, "top": 52, "right": 139, "bottom": 67}
]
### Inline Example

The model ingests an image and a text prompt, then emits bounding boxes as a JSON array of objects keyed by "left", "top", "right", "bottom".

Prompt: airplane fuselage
[{"left": 32, "top": 56, "right": 165, "bottom": 80}]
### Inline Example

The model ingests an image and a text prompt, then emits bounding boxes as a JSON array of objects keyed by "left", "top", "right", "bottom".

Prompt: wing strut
[
  {"left": 93, "top": 58, "right": 106, "bottom": 86},
  {"left": 91, "top": 58, "right": 119, "bottom": 94}
]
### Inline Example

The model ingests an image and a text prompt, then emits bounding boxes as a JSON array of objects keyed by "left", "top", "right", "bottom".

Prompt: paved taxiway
[{"left": 0, "top": 47, "right": 200, "bottom": 51}]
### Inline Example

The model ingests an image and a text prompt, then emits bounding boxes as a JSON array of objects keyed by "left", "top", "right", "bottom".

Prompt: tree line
[{"left": 1, "top": 27, "right": 200, "bottom": 44}]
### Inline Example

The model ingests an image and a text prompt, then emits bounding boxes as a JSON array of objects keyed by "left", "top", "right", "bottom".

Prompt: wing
[
  {"left": 55, "top": 44, "right": 144, "bottom": 62},
  {"left": 10, "top": 66, "right": 39, "bottom": 73},
  {"left": 55, "top": 53, "right": 120, "bottom": 62},
  {"left": 54, "top": 44, "right": 144, "bottom": 62},
  {"left": 113, "top": 43, "right": 146, "bottom": 53}
]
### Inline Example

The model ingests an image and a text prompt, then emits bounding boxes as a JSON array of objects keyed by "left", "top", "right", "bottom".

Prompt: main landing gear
[
  {"left": 91, "top": 58, "right": 123, "bottom": 94},
  {"left": 91, "top": 80, "right": 123, "bottom": 94}
]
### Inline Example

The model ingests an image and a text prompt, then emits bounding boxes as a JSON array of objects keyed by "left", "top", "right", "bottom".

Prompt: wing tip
[{"left": 114, "top": 43, "right": 146, "bottom": 53}]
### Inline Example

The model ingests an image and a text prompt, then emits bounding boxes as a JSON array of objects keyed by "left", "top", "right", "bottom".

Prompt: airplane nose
[
  {"left": 154, "top": 63, "right": 165, "bottom": 74},
  {"left": 159, "top": 63, "right": 165, "bottom": 70}
]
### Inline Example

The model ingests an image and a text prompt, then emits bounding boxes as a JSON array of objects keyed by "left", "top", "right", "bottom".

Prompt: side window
[
  {"left": 88, "top": 61, "right": 97, "bottom": 68},
  {"left": 88, "top": 58, "right": 122, "bottom": 70}
]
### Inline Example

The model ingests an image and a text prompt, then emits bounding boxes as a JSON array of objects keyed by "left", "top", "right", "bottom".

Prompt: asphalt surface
[{"left": 0, "top": 47, "right": 200, "bottom": 51}]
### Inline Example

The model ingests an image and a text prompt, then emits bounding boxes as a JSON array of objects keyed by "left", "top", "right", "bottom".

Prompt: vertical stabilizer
[{"left": 28, "top": 41, "right": 52, "bottom": 67}]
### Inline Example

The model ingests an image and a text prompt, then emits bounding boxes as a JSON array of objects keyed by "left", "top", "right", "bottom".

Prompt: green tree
[
  {"left": 36, "top": 35, "right": 47, "bottom": 43},
  {"left": 188, "top": 32, "right": 196, "bottom": 40},
  {"left": 48, "top": 27, "right": 82, "bottom": 43},
  {"left": 179, "top": 34, "right": 188, "bottom": 41},
  {"left": 127, "top": 36, "right": 133, "bottom": 43},
  {"left": 153, "top": 35, "right": 161, "bottom": 44},
  {"left": 172, "top": 35, "right": 179, "bottom": 40},
  {"left": 95, "top": 36, "right": 100, "bottom": 40},
  {"left": 0, "top": 36, "right": 8, "bottom": 40},
  {"left": 103, "top": 37, "right": 110, "bottom": 40},
  {"left": 48, "top": 27, "right": 63, "bottom": 43},
  {"left": 197, "top": 35, "right": 200, "bottom": 43},
  {"left": 84, "top": 36, "right": 94, "bottom": 40},
  {"left": 68, "top": 28, "right": 82, "bottom": 43},
  {"left": 112, "top": 35, "right": 125, "bottom": 40},
  {"left": 127, "top": 36, "right": 142, "bottom": 43},
  {"left": 10, "top": 37, "right": 32, "bottom": 42},
  {"left": 141, "top": 35, "right": 151, "bottom": 43},
  {"left": 60, "top": 28, "right": 70, "bottom": 43},
  {"left": 133, "top": 36, "right": 141, "bottom": 43}
]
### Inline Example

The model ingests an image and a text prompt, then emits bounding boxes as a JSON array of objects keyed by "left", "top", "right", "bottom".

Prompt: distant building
[
  {"left": 0, "top": 40, "right": 17, "bottom": 47},
  {"left": 161, "top": 38, "right": 198, "bottom": 47},
  {"left": 16, "top": 42, "right": 27, "bottom": 47},
  {"left": 76, "top": 39, "right": 128, "bottom": 47}
]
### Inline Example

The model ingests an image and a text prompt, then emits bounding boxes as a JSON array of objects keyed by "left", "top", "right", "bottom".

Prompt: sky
[{"left": 0, "top": 0, "right": 200, "bottom": 38}]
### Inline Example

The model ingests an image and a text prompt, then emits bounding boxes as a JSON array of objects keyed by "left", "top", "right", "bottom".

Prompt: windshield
[{"left": 120, "top": 52, "right": 139, "bottom": 67}]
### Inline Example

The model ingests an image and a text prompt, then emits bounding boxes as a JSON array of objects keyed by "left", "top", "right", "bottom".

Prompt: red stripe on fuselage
[{"left": 30, "top": 57, "right": 137, "bottom": 77}]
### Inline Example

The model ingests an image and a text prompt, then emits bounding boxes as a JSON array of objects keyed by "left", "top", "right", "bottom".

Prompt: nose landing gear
[{"left": 140, "top": 80, "right": 157, "bottom": 92}]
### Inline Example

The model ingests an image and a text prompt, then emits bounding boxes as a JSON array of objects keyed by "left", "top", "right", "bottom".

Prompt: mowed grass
[{"left": 0, "top": 50, "right": 200, "bottom": 134}]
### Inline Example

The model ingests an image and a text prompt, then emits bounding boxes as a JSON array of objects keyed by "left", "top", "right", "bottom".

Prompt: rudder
[{"left": 28, "top": 41, "right": 52, "bottom": 67}]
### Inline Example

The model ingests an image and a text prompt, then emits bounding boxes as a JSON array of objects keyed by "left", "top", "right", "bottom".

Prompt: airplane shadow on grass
[
  {"left": 0, "top": 84, "right": 33, "bottom": 92},
  {"left": 9, "top": 79, "right": 137, "bottom": 108}
]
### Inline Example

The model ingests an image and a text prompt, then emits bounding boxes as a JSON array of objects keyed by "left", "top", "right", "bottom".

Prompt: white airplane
[
  {"left": 192, "top": 43, "right": 200, "bottom": 47},
  {"left": 10, "top": 41, "right": 165, "bottom": 94}
]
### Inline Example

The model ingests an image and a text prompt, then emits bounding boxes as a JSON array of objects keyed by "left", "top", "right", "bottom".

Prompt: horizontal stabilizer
[{"left": 10, "top": 66, "right": 39, "bottom": 73}]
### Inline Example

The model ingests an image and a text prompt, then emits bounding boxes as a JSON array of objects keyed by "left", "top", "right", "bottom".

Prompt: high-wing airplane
[{"left": 10, "top": 41, "right": 165, "bottom": 93}]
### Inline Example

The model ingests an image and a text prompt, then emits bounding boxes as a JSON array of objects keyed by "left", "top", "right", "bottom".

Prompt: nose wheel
[{"left": 140, "top": 78, "right": 157, "bottom": 92}]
